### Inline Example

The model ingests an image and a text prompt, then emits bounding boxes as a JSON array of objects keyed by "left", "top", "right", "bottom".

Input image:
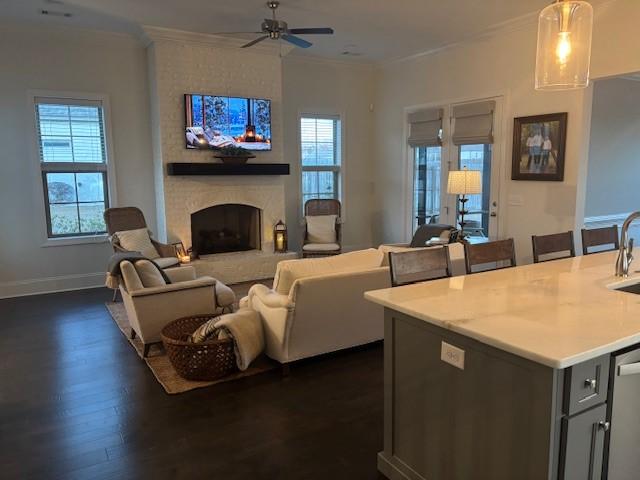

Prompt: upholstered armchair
[
  {"left": 302, "top": 199, "right": 342, "bottom": 258},
  {"left": 104, "top": 207, "right": 179, "bottom": 269},
  {"left": 118, "top": 262, "right": 236, "bottom": 357}
]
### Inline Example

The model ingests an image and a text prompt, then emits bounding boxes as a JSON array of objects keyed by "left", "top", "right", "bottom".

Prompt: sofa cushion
[
  {"left": 134, "top": 259, "right": 167, "bottom": 288},
  {"left": 120, "top": 260, "right": 143, "bottom": 292},
  {"left": 155, "top": 257, "right": 180, "bottom": 269},
  {"left": 273, "top": 248, "right": 383, "bottom": 295},
  {"left": 306, "top": 215, "right": 337, "bottom": 243},
  {"left": 302, "top": 243, "right": 341, "bottom": 252},
  {"left": 115, "top": 228, "right": 159, "bottom": 259}
]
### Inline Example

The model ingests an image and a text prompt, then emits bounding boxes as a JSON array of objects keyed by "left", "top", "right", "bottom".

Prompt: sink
[{"left": 609, "top": 281, "right": 640, "bottom": 295}]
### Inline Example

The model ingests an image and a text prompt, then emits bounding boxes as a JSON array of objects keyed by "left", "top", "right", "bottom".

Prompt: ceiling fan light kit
[
  {"left": 212, "top": 1, "right": 334, "bottom": 50},
  {"left": 535, "top": 0, "right": 593, "bottom": 91}
]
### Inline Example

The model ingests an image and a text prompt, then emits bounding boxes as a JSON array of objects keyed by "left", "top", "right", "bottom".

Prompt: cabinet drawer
[
  {"left": 564, "top": 355, "right": 610, "bottom": 416},
  {"left": 560, "top": 404, "right": 608, "bottom": 480}
]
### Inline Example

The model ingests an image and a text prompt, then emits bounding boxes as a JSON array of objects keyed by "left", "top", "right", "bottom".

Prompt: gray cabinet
[
  {"left": 378, "top": 309, "right": 626, "bottom": 480},
  {"left": 560, "top": 404, "right": 608, "bottom": 480},
  {"left": 564, "top": 355, "right": 610, "bottom": 416}
]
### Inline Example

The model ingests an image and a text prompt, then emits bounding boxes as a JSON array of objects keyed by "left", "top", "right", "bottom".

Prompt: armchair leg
[
  {"left": 130, "top": 328, "right": 136, "bottom": 340},
  {"left": 143, "top": 343, "right": 151, "bottom": 358},
  {"left": 282, "top": 364, "right": 290, "bottom": 377},
  {"left": 112, "top": 289, "right": 119, "bottom": 302}
]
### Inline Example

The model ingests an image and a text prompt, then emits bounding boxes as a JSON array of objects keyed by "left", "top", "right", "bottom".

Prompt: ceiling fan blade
[
  {"left": 211, "top": 31, "right": 264, "bottom": 35},
  {"left": 288, "top": 27, "right": 334, "bottom": 35},
  {"left": 281, "top": 34, "right": 312, "bottom": 48},
  {"left": 241, "top": 35, "right": 269, "bottom": 48}
]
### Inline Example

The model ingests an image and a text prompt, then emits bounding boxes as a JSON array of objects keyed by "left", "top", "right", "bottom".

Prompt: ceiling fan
[{"left": 215, "top": 1, "right": 334, "bottom": 49}]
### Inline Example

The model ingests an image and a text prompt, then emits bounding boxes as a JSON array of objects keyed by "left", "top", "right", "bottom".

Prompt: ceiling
[{"left": 1, "top": 0, "right": 554, "bottom": 62}]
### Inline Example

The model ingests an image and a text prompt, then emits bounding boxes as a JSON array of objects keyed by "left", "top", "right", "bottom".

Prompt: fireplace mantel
[{"left": 167, "top": 163, "right": 290, "bottom": 176}]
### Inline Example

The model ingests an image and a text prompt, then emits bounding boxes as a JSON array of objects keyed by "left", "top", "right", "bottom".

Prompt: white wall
[
  {"left": 282, "top": 56, "right": 376, "bottom": 251},
  {"left": 373, "top": 0, "right": 640, "bottom": 263},
  {"left": 585, "top": 77, "right": 640, "bottom": 218},
  {"left": 0, "top": 24, "right": 156, "bottom": 297}
]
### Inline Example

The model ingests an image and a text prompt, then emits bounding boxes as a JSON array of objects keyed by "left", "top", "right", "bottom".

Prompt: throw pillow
[
  {"left": 134, "top": 259, "right": 166, "bottom": 288},
  {"left": 115, "top": 228, "right": 159, "bottom": 259},
  {"left": 306, "top": 215, "right": 337, "bottom": 243},
  {"left": 191, "top": 316, "right": 221, "bottom": 343}
]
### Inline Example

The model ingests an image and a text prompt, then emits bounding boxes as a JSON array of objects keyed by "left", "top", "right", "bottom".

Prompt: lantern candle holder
[{"left": 274, "top": 220, "right": 288, "bottom": 253}]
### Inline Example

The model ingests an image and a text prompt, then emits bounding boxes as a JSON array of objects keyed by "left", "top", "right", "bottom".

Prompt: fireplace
[{"left": 191, "top": 204, "right": 261, "bottom": 256}]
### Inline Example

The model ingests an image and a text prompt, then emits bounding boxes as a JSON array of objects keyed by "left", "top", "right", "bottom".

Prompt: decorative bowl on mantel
[{"left": 213, "top": 145, "right": 256, "bottom": 165}]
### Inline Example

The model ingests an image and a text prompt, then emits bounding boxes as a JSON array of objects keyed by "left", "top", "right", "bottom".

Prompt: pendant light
[{"left": 535, "top": 0, "right": 593, "bottom": 90}]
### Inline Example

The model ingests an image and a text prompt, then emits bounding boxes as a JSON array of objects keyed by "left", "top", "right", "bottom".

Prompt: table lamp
[{"left": 447, "top": 167, "right": 482, "bottom": 240}]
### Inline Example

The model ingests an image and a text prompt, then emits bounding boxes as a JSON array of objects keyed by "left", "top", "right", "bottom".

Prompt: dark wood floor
[{"left": 0, "top": 288, "right": 385, "bottom": 480}]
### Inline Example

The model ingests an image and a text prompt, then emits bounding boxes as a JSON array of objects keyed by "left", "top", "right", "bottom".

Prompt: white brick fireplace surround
[{"left": 145, "top": 27, "right": 296, "bottom": 284}]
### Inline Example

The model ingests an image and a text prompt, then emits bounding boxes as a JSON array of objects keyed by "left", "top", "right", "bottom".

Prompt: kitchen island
[{"left": 365, "top": 251, "right": 640, "bottom": 480}]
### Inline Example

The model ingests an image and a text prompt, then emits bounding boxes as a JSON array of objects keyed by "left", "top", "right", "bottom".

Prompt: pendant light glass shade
[{"left": 535, "top": 0, "right": 593, "bottom": 90}]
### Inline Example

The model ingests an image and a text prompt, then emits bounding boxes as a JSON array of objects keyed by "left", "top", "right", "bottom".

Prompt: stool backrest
[
  {"left": 464, "top": 239, "right": 516, "bottom": 274},
  {"left": 581, "top": 225, "right": 619, "bottom": 255},
  {"left": 389, "top": 247, "right": 452, "bottom": 287},
  {"left": 532, "top": 231, "right": 576, "bottom": 263}
]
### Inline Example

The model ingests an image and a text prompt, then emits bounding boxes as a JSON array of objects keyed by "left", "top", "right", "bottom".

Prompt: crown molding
[
  {"left": 377, "top": 0, "right": 617, "bottom": 69},
  {"left": 140, "top": 25, "right": 294, "bottom": 56}
]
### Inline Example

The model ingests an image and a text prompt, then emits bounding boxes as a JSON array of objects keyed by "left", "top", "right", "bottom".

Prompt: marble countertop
[{"left": 365, "top": 251, "right": 640, "bottom": 368}]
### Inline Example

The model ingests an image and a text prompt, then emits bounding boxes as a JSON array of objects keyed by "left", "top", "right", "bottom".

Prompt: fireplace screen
[{"left": 191, "top": 204, "right": 261, "bottom": 255}]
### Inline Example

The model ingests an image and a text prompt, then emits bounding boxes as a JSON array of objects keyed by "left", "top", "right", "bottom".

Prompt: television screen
[{"left": 185, "top": 94, "right": 272, "bottom": 151}]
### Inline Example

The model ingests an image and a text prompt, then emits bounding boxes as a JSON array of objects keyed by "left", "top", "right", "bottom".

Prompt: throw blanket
[
  {"left": 215, "top": 309, "right": 264, "bottom": 371},
  {"left": 104, "top": 252, "right": 171, "bottom": 289}
]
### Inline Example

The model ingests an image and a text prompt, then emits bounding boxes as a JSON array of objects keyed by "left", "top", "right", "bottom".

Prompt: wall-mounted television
[{"left": 184, "top": 94, "right": 272, "bottom": 151}]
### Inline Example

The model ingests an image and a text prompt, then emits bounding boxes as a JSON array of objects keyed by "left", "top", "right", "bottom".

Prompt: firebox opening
[{"left": 191, "top": 204, "right": 261, "bottom": 256}]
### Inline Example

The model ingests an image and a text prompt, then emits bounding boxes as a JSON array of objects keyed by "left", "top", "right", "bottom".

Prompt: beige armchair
[
  {"left": 119, "top": 263, "right": 223, "bottom": 357},
  {"left": 104, "top": 207, "right": 179, "bottom": 269}
]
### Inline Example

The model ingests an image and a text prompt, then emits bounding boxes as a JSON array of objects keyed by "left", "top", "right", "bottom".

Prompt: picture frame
[{"left": 511, "top": 112, "right": 567, "bottom": 181}]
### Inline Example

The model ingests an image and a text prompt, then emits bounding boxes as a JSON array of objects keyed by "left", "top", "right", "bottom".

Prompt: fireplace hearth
[{"left": 191, "top": 204, "right": 261, "bottom": 256}]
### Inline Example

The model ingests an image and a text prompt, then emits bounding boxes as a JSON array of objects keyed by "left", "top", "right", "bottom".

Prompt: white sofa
[{"left": 240, "top": 248, "right": 389, "bottom": 364}]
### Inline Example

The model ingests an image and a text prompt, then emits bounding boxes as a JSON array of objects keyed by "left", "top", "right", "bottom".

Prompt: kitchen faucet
[{"left": 615, "top": 211, "right": 640, "bottom": 277}]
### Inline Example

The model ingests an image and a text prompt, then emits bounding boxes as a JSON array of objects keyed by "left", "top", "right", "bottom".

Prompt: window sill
[{"left": 42, "top": 235, "right": 109, "bottom": 248}]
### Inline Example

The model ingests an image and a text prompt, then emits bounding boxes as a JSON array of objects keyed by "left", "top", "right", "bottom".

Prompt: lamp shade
[
  {"left": 447, "top": 169, "right": 482, "bottom": 195},
  {"left": 535, "top": 0, "right": 593, "bottom": 91}
]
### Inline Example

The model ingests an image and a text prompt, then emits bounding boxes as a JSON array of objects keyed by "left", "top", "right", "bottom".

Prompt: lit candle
[
  {"left": 180, "top": 255, "right": 191, "bottom": 264},
  {"left": 275, "top": 234, "right": 284, "bottom": 252}
]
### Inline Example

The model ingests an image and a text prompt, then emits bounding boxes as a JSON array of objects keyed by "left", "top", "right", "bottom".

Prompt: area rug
[{"left": 105, "top": 280, "right": 276, "bottom": 394}]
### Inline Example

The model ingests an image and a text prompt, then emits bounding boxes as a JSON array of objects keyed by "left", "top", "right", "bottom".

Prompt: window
[
  {"left": 35, "top": 97, "right": 111, "bottom": 238},
  {"left": 413, "top": 145, "right": 442, "bottom": 229},
  {"left": 300, "top": 115, "right": 341, "bottom": 209}
]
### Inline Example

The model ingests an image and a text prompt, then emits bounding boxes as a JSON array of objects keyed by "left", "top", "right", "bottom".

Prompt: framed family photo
[{"left": 511, "top": 112, "right": 567, "bottom": 181}]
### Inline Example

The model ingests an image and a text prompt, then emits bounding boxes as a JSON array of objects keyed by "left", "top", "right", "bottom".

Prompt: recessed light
[{"left": 40, "top": 9, "right": 73, "bottom": 18}]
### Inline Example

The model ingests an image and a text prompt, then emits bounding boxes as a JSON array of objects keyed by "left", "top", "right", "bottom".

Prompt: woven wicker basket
[{"left": 161, "top": 314, "right": 237, "bottom": 381}]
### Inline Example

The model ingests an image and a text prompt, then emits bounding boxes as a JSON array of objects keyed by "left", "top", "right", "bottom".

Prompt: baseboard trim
[{"left": 0, "top": 272, "right": 105, "bottom": 299}]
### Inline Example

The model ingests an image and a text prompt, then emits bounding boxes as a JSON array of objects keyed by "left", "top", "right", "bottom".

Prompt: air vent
[
  {"left": 40, "top": 9, "right": 73, "bottom": 18},
  {"left": 341, "top": 51, "right": 363, "bottom": 57}
]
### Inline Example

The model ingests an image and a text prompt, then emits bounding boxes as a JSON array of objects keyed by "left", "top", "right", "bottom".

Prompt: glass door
[
  {"left": 457, "top": 144, "right": 493, "bottom": 238},
  {"left": 413, "top": 145, "right": 443, "bottom": 230}
]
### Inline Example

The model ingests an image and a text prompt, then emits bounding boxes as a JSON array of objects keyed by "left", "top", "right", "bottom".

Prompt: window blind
[
  {"left": 451, "top": 100, "right": 495, "bottom": 145},
  {"left": 35, "top": 100, "right": 106, "bottom": 165},
  {"left": 408, "top": 108, "right": 443, "bottom": 147}
]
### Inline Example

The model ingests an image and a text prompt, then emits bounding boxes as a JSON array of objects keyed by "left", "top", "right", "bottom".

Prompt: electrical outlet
[{"left": 441, "top": 342, "right": 465, "bottom": 370}]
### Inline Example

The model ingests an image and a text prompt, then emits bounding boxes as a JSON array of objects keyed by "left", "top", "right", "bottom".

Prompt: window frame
[
  {"left": 298, "top": 113, "right": 344, "bottom": 216},
  {"left": 29, "top": 91, "right": 117, "bottom": 247}
]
